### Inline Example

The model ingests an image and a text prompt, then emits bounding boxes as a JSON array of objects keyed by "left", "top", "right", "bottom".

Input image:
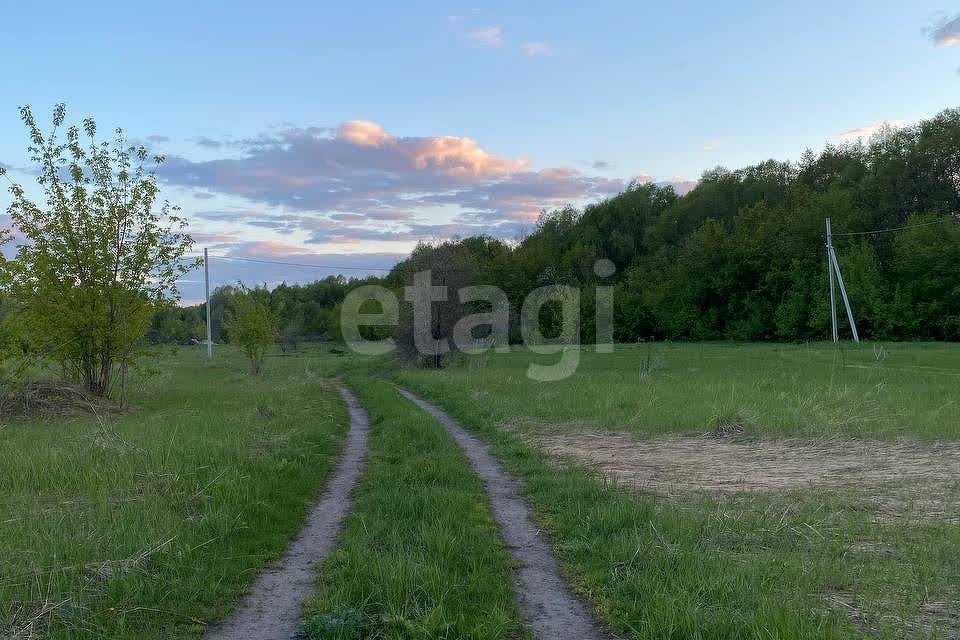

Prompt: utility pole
[
  {"left": 826, "top": 219, "right": 838, "bottom": 343},
  {"left": 204, "top": 247, "right": 213, "bottom": 359},
  {"left": 825, "top": 218, "right": 860, "bottom": 343}
]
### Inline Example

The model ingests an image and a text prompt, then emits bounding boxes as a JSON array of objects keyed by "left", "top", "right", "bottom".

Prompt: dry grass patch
[
  {"left": 536, "top": 431, "right": 960, "bottom": 520},
  {"left": 0, "top": 381, "right": 126, "bottom": 419}
]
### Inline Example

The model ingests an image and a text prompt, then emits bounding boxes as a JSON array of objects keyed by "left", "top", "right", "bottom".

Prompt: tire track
[
  {"left": 207, "top": 385, "right": 369, "bottom": 640},
  {"left": 396, "top": 387, "right": 611, "bottom": 640}
]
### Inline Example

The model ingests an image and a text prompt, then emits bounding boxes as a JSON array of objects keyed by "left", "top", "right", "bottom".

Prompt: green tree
[
  {"left": 0, "top": 105, "right": 196, "bottom": 396},
  {"left": 225, "top": 286, "right": 278, "bottom": 374}
]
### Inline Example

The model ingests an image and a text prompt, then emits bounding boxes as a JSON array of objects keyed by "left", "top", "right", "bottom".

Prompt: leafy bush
[{"left": 224, "top": 286, "right": 278, "bottom": 374}]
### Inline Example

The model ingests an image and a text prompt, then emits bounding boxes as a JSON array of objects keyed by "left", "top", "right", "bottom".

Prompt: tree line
[{"left": 167, "top": 107, "right": 960, "bottom": 351}]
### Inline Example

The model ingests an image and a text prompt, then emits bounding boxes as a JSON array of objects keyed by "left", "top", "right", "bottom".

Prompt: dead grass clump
[
  {"left": 536, "top": 431, "right": 960, "bottom": 520},
  {"left": 708, "top": 423, "right": 746, "bottom": 438},
  {"left": 823, "top": 591, "right": 960, "bottom": 639},
  {"left": 0, "top": 381, "right": 124, "bottom": 418},
  {"left": 83, "top": 536, "right": 175, "bottom": 580}
]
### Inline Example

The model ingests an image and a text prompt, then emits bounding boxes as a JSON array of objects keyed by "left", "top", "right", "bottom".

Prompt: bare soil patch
[{"left": 536, "top": 432, "right": 960, "bottom": 520}]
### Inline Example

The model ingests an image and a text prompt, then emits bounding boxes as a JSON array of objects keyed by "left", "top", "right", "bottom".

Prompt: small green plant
[{"left": 224, "top": 286, "right": 278, "bottom": 375}]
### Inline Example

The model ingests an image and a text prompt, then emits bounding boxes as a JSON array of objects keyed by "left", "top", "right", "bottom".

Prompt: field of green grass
[
  {"left": 2, "top": 341, "right": 958, "bottom": 639},
  {"left": 0, "top": 347, "right": 348, "bottom": 639},
  {"left": 398, "top": 342, "right": 960, "bottom": 439},
  {"left": 393, "top": 342, "right": 960, "bottom": 639}
]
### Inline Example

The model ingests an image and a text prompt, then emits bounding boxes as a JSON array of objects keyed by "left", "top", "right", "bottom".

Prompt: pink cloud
[
  {"left": 241, "top": 240, "right": 312, "bottom": 258},
  {"left": 409, "top": 135, "right": 524, "bottom": 175},
  {"left": 337, "top": 120, "right": 392, "bottom": 146},
  {"left": 159, "top": 120, "right": 689, "bottom": 247}
]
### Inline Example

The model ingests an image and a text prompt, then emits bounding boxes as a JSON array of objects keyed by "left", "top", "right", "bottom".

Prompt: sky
[{"left": 0, "top": 1, "right": 958, "bottom": 302}]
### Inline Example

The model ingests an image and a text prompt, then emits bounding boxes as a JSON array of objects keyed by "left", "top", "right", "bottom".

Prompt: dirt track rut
[
  {"left": 207, "top": 385, "right": 369, "bottom": 640},
  {"left": 396, "top": 387, "right": 610, "bottom": 640}
]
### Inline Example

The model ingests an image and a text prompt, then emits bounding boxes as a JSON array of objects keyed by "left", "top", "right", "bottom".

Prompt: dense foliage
[
  {"left": 380, "top": 109, "right": 960, "bottom": 344},
  {"left": 1, "top": 105, "right": 196, "bottom": 396},
  {"left": 155, "top": 277, "right": 381, "bottom": 345},
  {"left": 165, "top": 108, "right": 960, "bottom": 348}
]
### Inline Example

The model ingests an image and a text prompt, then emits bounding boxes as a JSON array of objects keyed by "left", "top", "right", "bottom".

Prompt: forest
[{"left": 159, "top": 107, "right": 960, "bottom": 347}]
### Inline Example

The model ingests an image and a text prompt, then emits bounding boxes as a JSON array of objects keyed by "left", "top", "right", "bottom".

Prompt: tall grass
[{"left": 0, "top": 347, "right": 348, "bottom": 639}]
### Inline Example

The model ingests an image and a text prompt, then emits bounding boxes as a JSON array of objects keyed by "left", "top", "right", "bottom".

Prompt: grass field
[
  {"left": 394, "top": 342, "right": 960, "bottom": 639},
  {"left": 2, "top": 341, "right": 958, "bottom": 639},
  {"left": 397, "top": 342, "right": 960, "bottom": 439},
  {"left": 0, "top": 348, "right": 348, "bottom": 639}
]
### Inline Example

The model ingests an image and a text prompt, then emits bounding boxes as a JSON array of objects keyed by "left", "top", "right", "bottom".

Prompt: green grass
[
  {"left": 302, "top": 377, "right": 525, "bottom": 639},
  {"left": 0, "top": 346, "right": 348, "bottom": 639},
  {"left": 389, "top": 342, "right": 960, "bottom": 639},
  {"left": 4, "top": 342, "right": 959, "bottom": 639},
  {"left": 403, "top": 342, "right": 960, "bottom": 439}
]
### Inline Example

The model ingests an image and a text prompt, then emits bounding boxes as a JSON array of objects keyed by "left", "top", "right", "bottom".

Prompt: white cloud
[
  {"left": 521, "top": 41, "right": 552, "bottom": 56},
  {"left": 835, "top": 119, "right": 911, "bottom": 142},
  {"left": 467, "top": 26, "right": 503, "bottom": 48},
  {"left": 931, "top": 14, "right": 960, "bottom": 47},
  {"left": 702, "top": 140, "right": 720, "bottom": 151}
]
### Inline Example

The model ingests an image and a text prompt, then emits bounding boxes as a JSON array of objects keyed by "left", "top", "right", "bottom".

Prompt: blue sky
[{"left": 1, "top": 1, "right": 958, "bottom": 301}]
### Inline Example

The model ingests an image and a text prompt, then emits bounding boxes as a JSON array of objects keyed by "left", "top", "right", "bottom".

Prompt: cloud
[
  {"left": 195, "top": 137, "right": 224, "bottom": 149},
  {"left": 931, "top": 14, "right": 960, "bottom": 47},
  {"left": 337, "top": 120, "right": 392, "bottom": 146},
  {"left": 157, "top": 121, "right": 590, "bottom": 224},
  {"left": 176, "top": 243, "right": 406, "bottom": 303},
  {"left": 467, "top": 26, "right": 503, "bottom": 48},
  {"left": 191, "top": 232, "right": 240, "bottom": 244},
  {"left": 835, "top": 119, "right": 911, "bottom": 142},
  {"left": 631, "top": 173, "right": 696, "bottom": 195},
  {"left": 146, "top": 134, "right": 171, "bottom": 143},
  {"left": 702, "top": 140, "right": 720, "bottom": 151},
  {"left": 157, "top": 120, "right": 699, "bottom": 250},
  {"left": 521, "top": 41, "right": 552, "bottom": 56},
  {"left": 194, "top": 210, "right": 305, "bottom": 233},
  {"left": 587, "top": 160, "right": 612, "bottom": 170}
]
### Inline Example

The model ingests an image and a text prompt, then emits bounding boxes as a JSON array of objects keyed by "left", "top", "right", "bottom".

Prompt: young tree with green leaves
[
  {"left": 225, "top": 286, "right": 278, "bottom": 374},
  {"left": 0, "top": 104, "right": 197, "bottom": 397}
]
